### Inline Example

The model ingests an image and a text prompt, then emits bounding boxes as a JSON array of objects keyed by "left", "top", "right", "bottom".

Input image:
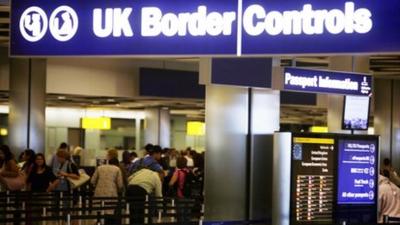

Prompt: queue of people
[{"left": 0, "top": 142, "right": 205, "bottom": 224}]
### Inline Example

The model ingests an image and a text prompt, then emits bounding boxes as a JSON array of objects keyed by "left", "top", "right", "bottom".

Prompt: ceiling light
[
  {"left": 58, "top": 96, "right": 66, "bottom": 100},
  {"left": 107, "top": 99, "right": 115, "bottom": 102}
]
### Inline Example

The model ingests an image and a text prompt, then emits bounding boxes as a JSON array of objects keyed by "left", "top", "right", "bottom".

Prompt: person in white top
[
  {"left": 378, "top": 174, "right": 400, "bottom": 222},
  {"left": 184, "top": 149, "right": 194, "bottom": 168}
]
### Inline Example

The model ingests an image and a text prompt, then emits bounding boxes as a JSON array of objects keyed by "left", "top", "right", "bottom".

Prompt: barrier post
[
  {"left": 144, "top": 195, "right": 149, "bottom": 224},
  {"left": 101, "top": 201, "right": 105, "bottom": 225},
  {"left": 78, "top": 196, "right": 82, "bottom": 225},
  {"left": 96, "top": 211, "right": 101, "bottom": 225},
  {"left": 125, "top": 203, "right": 130, "bottom": 225},
  {"left": 59, "top": 192, "right": 63, "bottom": 225},
  {"left": 170, "top": 199, "right": 176, "bottom": 223},
  {"left": 67, "top": 214, "right": 71, "bottom": 225},
  {"left": 157, "top": 209, "right": 162, "bottom": 223},
  {"left": 42, "top": 207, "right": 47, "bottom": 225},
  {"left": 6, "top": 190, "right": 10, "bottom": 225},
  {"left": 200, "top": 203, "right": 205, "bottom": 221}
]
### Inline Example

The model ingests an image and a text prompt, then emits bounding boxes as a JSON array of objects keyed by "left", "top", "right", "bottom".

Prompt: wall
[{"left": 0, "top": 47, "right": 9, "bottom": 90}]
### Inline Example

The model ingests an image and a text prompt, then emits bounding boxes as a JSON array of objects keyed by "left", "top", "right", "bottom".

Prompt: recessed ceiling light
[
  {"left": 58, "top": 96, "right": 66, "bottom": 100},
  {"left": 107, "top": 99, "right": 115, "bottom": 102}
]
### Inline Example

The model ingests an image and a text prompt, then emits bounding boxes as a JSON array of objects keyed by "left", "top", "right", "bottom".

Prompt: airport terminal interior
[{"left": 2, "top": 0, "right": 400, "bottom": 225}]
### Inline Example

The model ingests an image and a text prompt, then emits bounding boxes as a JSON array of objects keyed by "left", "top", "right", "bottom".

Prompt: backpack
[
  {"left": 182, "top": 169, "right": 196, "bottom": 198},
  {"left": 129, "top": 158, "right": 156, "bottom": 175}
]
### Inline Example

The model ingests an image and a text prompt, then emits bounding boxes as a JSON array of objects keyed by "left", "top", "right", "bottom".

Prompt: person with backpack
[
  {"left": 168, "top": 157, "right": 193, "bottom": 198},
  {"left": 168, "top": 157, "right": 195, "bottom": 222}
]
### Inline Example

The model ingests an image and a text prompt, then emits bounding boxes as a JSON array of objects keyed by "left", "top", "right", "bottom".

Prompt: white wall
[
  {"left": 47, "top": 58, "right": 139, "bottom": 97},
  {"left": 46, "top": 58, "right": 198, "bottom": 97}
]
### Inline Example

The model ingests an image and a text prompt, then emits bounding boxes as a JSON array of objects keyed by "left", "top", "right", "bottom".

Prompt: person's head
[
  {"left": 107, "top": 149, "right": 118, "bottom": 161},
  {"left": 34, "top": 153, "right": 46, "bottom": 169},
  {"left": 122, "top": 150, "right": 131, "bottom": 164},
  {"left": 56, "top": 149, "right": 70, "bottom": 164},
  {"left": 59, "top": 142, "right": 68, "bottom": 150},
  {"left": 177, "top": 157, "right": 188, "bottom": 169},
  {"left": 108, "top": 157, "right": 119, "bottom": 166},
  {"left": 383, "top": 158, "right": 391, "bottom": 167},
  {"left": 129, "top": 152, "right": 138, "bottom": 161},
  {"left": 23, "top": 149, "right": 35, "bottom": 163},
  {"left": 383, "top": 169, "right": 391, "bottom": 178},
  {"left": 150, "top": 145, "right": 162, "bottom": 161},
  {"left": 0, "top": 145, "right": 14, "bottom": 162},
  {"left": 144, "top": 143, "right": 154, "bottom": 153}
]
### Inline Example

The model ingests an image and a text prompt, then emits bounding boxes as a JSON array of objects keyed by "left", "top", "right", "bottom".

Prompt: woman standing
[
  {"left": 0, "top": 145, "right": 24, "bottom": 191},
  {"left": 91, "top": 157, "right": 123, "bottom": 224},
  {"left": 169, "top": 157, "right": 190, "bottom": 198},
  {"left": 20, "top": 149, "right": 36, "bottom": 176},
  {"left": 54, "top": 150, "right": 79, "bottom": 192},
  {"left": 27, "top": 153, "right": 59, "bottom": 192}
]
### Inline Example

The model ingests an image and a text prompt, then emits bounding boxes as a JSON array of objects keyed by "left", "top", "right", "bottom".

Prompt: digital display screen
[
  {"left": 337, "top": 139, "right": 377, "bottom": 204},
  {"left": 342, "top": 96, "right": 370, "bottom": 130},
  {"left": 291, "top": 136, "right": 335, "bottom": 224}
]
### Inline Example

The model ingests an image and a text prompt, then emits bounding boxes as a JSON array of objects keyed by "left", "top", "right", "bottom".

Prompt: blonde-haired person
[
  {"left": 54, "top": 150, "right": 79, "bottom": 192},
  {"left": 107, "top": 149, "right": 118, "bottom": 160},
  {"left": 91, "top": 157, "right": 123, "bottom": 224}
]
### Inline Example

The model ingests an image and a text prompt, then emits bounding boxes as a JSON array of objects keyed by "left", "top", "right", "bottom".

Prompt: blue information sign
[
  {"left": 283, "top": 67, "right": 372, "bottom": 96},
  {"left": 10, "top": 0, "right": 400, "bottom": 56},
  {"left": 337, "top": 139, "right": 377, "bottom": 204}
]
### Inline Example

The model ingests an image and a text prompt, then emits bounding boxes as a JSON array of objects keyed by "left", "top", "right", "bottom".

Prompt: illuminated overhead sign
[
  {"left": 187, "top": 121, "right": 206, "bottom": 136},
  {"left": 10, "top": 0, "right": 400, "bottom": 56},
  {"left": 283, "top": 68, "right": 372, "bottom": 96},
  {"left": 81, "top": 117, "right": 111, "bottom": 130}
]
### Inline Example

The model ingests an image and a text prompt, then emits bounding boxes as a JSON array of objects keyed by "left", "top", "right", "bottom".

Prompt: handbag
[{"left": 67, "top": 169, "right": 90, "bottom": 189}]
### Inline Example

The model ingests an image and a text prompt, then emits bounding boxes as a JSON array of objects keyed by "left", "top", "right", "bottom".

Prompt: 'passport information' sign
[{"left": 283, "top": 67, "right": 372, "bottom": 96}]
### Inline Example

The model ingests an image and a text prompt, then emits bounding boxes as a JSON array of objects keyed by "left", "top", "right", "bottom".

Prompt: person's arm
[
  {"left": 47, "top": 179, "right": 60, "bottom": 192},
  {"left": 59, "top": 163, "right": 80, "bottom": 180},
  {"left": 46, "top": 168, "right": 59, "bottom": 192},
  {"left": 0, "top": 160, "right": 19, "bottom": 177},
  {"left": 169, "top": 171, "right": 178, "bottom": 187},
  {"left": 91, "top": 168, "right": 99, "bottom": 186},
  {"left": 154, "top": 172, "right": 163, "bottom": 198},
  {"left": 116, "top": 169, "right": 123, "bottom": 191}
]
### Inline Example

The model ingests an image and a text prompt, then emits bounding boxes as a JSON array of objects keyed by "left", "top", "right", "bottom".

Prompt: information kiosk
[{"left": 290, "top": 133, "right": 379, "bottom": 225}]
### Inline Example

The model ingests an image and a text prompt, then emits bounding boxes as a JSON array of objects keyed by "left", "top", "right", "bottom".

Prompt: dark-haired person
[
  {"left": 91, "top": 158, "right": 123, "bottom": 225},
  {"left": 129, "top": 145, "right": 164, "bottom": 180},
  {"left": 169, "top": 157, "right": 190, "bottom": 199},
  {"left": 382, "top": 158, "right": 400, "bottom": 186},
  {"left": 27, "top": 154, "right": 59, "bottom": 192},
  {"left": 0, "top": 145, "right": 25, "bottom": 191},
  {"left": 120, "top": 150, "right": 133, "bottom": 187},
  {"left": 20, "top": 149, "right": 36, "bottom": 176}
]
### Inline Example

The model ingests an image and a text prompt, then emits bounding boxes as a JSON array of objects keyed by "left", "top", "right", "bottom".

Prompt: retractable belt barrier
[{"left": 0, "top": 190, "right": 204, "bottom": 225}]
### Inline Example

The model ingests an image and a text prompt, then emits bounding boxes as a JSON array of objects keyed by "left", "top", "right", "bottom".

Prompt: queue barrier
[
  {"left": 0, "top": 190, "right": 204, "bottom": 225},
  {"left": 384, "top": 215, "right": 400, "bottom": 223}
]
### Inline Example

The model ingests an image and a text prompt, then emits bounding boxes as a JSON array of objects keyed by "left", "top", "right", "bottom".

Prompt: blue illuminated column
[
  {"left": 9, "top": 58, "right": 46, "bottom": 155},
  {"left": 327, "top": 56, "right": 370, "bottom": 133}
]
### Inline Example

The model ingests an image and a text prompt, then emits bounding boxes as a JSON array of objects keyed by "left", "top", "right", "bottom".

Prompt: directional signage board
[
  {"left": 10, "top": 0, "right": 400, "bottom": 56},
  {"left": 283, "top": 67, "right": 372, "bottom": 96},
  {"left": 337, "top": 139, "right": 378, "bottom": 204}
]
